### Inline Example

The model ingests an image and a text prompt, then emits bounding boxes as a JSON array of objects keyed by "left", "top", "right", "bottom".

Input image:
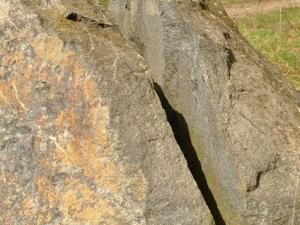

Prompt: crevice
[
  {"left": 246, "top": 171, "right": 263, "bottom": 192},
  {"left": 191, "top": 0, "right": 208, "bottom": 10},
  {"left": 246, "top": 155, "right": 279, "bottom": 192},
  {"left": 223, "top": 32, "right": 231, "bottom": 40},
  {"left": 225, "top": 47, "right": 236, "bottom": 79},
  {"left": 65, "top": 12, "right": 112, "bottom": 28},
  {"left": 199, "top": 2, "right": 208, "bottom": 10},
  {"left": 153, "top": 82, "right": 226, "bottom": 225}
]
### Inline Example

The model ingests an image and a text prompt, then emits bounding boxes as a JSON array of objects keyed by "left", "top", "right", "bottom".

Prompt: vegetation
[
  {"left": 98, "top": 0, "right": 109, "bottom": 8},
  {"left": 103, "top": 0, "right": 109, "bottom": 7},
  {"left": 236, "top": 7, "right": 300, "bottom": 90}
]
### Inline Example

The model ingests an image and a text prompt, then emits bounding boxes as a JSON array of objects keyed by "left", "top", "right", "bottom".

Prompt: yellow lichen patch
[
  {"left": 0, "top": 0, "right": 11, "bottom": 24},
  {"left": 61, "top": 179, "right": 119, "bottom": 225},
  {"left": 36, "top": 211, "right": 55, "bottom": 225},
  {"left": 87, "top": 105, "right": 108, "bottom": 144},
  {"left": 0, "top": 89, "right": 10, "bottom": 106},
  {"left": 0, "top": 24, "right": 148, "bottom": 223},
  {"left": 51, "top": 130, "right": 124, "bottom": 196},
  {"left": 77, "top": 200, "right": 116, "bottom": 225},
  {"left": 33, "top": 34, "right": 147, "bottom": 224},
  {"left": 21, "top": 197, "right": 37, "bottom": 219},
  {"left": 61, "top": 183, "right": 84, "bottom": 214},
  {"left": 130, "top": 170, "right": 148, "bottom": 202},
  {"left": 0, "top": 50, "right": 28, "bottom": 109},
  {"left": 36, "top": 177, "right": 60, "bottom": 207},
  {"left": 0, "top": 81, "right": 22, "bottom": 111},
  {"left": 32, "top": 35, "right": 66, "bottom": 64}
]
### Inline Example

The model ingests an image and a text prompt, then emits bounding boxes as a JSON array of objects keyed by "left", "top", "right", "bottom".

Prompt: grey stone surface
[
  {"left": 0, "top": 0, "right": 212, "bottom": 224},
  {"left": 109, "top": 0, "right": 300, "bottom": 224}
]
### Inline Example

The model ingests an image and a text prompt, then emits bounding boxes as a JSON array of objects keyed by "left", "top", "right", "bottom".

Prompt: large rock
[
  {"left": 0, "top": 0, "right": 212, "bottom": 224},
  {"left": 109, "top": 0, "right": 300, "bottom": 224}
]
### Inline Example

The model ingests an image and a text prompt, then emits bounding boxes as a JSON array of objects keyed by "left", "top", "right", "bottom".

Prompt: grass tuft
[{"left": 96, "top": 0, "right": 109, "bottom": 8}]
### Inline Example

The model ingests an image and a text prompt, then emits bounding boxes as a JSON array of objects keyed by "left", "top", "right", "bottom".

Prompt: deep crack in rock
[
  {"left": 153, "top": 82, "right": 226, "bottom": 225},
  {"left": 65, "top": 12, "right": 112, "bottom": 28}
]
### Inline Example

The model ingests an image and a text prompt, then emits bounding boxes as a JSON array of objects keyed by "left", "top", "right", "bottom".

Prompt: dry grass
[{"left": 221, "top": 0, "right": 254, "bottom": 5}]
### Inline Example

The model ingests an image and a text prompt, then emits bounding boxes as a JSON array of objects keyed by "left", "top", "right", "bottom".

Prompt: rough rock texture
[
  {"left": 0, "top": 0, "right": 212, "bottom": 224},
  {"left": 109, "top": 0, "right": 300, "bottom": 224}
]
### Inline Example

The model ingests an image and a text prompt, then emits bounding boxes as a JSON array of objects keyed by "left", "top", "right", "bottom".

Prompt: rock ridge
[
  {"left": 109, "top": 0, "right": 300, "bottom": 224},
  {"left": 0, "top": 0, "right": 213, "bottom": 224}
]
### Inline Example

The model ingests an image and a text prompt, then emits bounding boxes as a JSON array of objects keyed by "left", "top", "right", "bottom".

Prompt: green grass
[
  {"left": 103, "top": 0, "right": 109, "bottom": 7},
  {"left": 236, "top": 7, "right": 300, "bottom": 90},
  {"left": 97, "top": 0, "right": 109, "bottom": 8}
]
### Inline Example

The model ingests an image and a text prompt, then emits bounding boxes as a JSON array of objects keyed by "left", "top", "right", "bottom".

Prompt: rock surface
[
  {"left": 0, "top": 0, "right": 212, "bottom": 224},
  {"left": 109, "top": 0, "right": 300, "bottom": 224}
]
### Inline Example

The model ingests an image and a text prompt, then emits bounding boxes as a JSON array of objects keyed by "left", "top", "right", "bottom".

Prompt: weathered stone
[
  {"left": 0, "top": 0, "right": 212, "bottom": 224},
  {"left": 109, "top": 0, "right": 300, "bottom": 224}
]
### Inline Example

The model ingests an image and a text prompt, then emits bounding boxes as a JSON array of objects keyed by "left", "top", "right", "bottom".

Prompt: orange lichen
[
  {"left": 1, "top": 29, "right": 148, "bottom": 224},
  {"left": 21, "top": 197, "right": 37, "bottom": 221}
]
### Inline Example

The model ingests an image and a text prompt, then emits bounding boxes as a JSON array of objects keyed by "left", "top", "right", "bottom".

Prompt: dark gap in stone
[
  {"left": 153, "top": 82, "right": 226, "bottom": 225},
  {"left": 191, "top": 1, "right": 208, "bottom": 10},
  {"left": 65, "top": 12, "right": 112, "bottom": 28},
  {"left": 223, "top": 32, "right": 231, "bottom": 40},
  {"left": 199, "top": 2, "right": 208, "bottom": 10},
  {"left": 66, "top": 12, "right": 79, "bottom": 22},
  {"left": 246, "top": 171, "right": 262, "bottom": 192},
  {"left": 226, "top": 48, "right": 236, "bottom": 71},
  {"left": 225, "top": 47, "right": 236, "bottom": 79}
]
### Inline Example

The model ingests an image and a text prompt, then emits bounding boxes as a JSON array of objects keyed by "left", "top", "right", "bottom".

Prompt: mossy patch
[
  {"left": 97, "top": 0, "right": 109, "bottom": 8},
  {"left": 32, "top": 6, "right": 124, "bottom": 51},
  {"left": 189, "top": 128, "right": 241, "bottom": 225}
]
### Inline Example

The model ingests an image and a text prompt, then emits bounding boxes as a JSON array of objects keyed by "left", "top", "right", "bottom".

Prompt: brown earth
[{"left": 224, "top": 0, "right": 300, "bottom": 18}]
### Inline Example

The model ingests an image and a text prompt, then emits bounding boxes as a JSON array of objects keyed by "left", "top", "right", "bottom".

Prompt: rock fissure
[
  {"left": 0, "top": 0, "right": 299, "bottom": 224},
  {"left": 0, "top": 1, "right": 214, "bottom": 224},
  {"left": 225, "top": 47, "right": 236, "bottom": 78},
  {"left": 153, "top": 82, "right": 226, "bottom": 225},
  {"left": 65, "top": 12, "right": 112, "bottom": 28},
  {"left": 247, "top": 155, "right": 279, "bottom": 192}
]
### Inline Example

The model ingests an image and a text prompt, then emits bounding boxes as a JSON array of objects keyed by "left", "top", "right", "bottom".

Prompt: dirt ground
[{"left": 224, "top": 0, "right": 300, "bottom": 18}]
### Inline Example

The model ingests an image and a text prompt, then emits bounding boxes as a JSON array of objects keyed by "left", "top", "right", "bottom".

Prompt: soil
[{"left": 224, "top": 0, "right": 300, "bottom": 18}]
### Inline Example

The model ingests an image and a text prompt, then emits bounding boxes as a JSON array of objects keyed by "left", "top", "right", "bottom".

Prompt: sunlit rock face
[
  {"left": 109, "top": 0, "right": 300, "bottom": 224},
  {"left": 0, "top": 1, "right": 212, "bottom": 224}
]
